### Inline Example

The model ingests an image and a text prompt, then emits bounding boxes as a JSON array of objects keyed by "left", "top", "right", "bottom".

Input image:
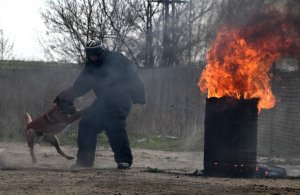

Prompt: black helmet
[{"left": 85, "top": 40, "right": 104, "bottom": 57}]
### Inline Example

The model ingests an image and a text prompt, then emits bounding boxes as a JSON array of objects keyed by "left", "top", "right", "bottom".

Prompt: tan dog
[{"left": 24, "top": 105, "right": 85, "bottom": 163}]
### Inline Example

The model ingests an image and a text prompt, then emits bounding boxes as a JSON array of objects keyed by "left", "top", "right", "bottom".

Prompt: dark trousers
[{"left": 76, "top": 93, "right": 133, "bottom": 167}]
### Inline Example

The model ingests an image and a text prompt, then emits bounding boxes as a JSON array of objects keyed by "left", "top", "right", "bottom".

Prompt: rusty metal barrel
[{"left": 204, "top": 97, "right": 259, "bottom": 177}]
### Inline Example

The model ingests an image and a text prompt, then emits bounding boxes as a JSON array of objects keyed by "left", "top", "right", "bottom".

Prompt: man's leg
[
  {"left": 76, "top": 122, "right": 98, "bottom": 167},
  {"left": 105, "top": 117, "right": 133, "bottom": 168},
  {"left": 75, "top": 104, "right": 104, "bottom": 167},
  {"left": 103, "top": 91, "right": 133, "bottom": 168}
]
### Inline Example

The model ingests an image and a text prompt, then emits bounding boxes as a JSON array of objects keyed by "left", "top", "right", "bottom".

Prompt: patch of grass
[
  {"left": 58, "top": 131, "right": 203, "bottom": 152},
  {"left": 47, "top": 132, "right": 204, "bottom": 152},
  {"left": 0, "top": 130, "right": 24, "bottom": 142},
  {"left": 144, "top": 167, "right": 165, "bottom": 173},
  {"left": 129, "top": 134, "right": 203, "bottom": 152},
  {"left": 97, "top": 132, "right": 110, "bottom": 146},
  {"left": 58, "top": 131, "right": 111, "bottom": 147},
  {"left": 57, "top": 131, "right": 77, "bottom": 144},
  {"left": 14, "top": 125, "right": 203, "bottom": 152}
]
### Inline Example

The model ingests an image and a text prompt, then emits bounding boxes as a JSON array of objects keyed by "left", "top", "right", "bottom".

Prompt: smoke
[
  {"left": 243, "top": 10, "right": 299, "bottom": 57},
  {"left": 221, "top": 7, "right": 300, "bottom": 59}
]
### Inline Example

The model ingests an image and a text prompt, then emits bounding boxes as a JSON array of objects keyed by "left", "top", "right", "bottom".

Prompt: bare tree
[
  {"left": 213, "top": 0, "right": 276, "bottom": 31},
  {"left": 103, "top": 0, "right": 161, "bottom": 68},
  {"left": 40, "top": 0, "right": 217, "bottom": 67},
  {"left": 101, "top": 0, "right": 141, "bottom": 65},
  {"left": 121, "top": 0, "right": 161, "bottom": 68},
  {"left": 170, "top": 0, "right": 216, "bottom": 66},
  {"left": 0, "top": 27, "right": 14, "bottom": 61},
  {"left": 41, "top": 0, "right": 143, "bottom": 64},
  {"left": 147, "top": 0, "right": 217, "bottom": 67},
  {"left": 41, "top": 0, "right": 109, "bottom": 63},
  {"left": 115, "top": 0, "right": 217, "bottom": 67}
]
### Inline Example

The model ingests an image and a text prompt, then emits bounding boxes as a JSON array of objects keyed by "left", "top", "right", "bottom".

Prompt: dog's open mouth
[{"left": 63, "top": 106, "right": 77, "bottom": 115}]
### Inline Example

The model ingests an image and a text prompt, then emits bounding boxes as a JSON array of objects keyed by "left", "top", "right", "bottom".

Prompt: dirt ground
[{"left": 0, "top": 142, "right": 299, "bottom": 195}]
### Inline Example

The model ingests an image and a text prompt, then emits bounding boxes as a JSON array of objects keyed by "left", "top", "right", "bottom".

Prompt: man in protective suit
[{"left": 54, "top": 40, "right": 146, "bottom": 169}]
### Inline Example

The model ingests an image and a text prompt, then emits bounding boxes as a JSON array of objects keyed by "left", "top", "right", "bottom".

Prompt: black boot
[
  {"left": 71, "top": 151, "right": 95, "bottom": 170},
  {"left": 117, "top": 162, "right": 131, "bottom": 169}
]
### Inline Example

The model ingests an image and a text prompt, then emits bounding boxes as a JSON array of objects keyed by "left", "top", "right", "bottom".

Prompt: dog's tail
[{"left": 24, "top": 112, "right": 32, "bottom": 125}]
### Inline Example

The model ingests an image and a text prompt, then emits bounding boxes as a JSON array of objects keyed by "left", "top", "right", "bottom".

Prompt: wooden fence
[{"left": 0, "top": 61, "right": 299, "bottom": 158}]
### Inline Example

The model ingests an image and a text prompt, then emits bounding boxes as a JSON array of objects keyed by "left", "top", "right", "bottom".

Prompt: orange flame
[{"left": 198, "top": 11, "right": 300, "bottom": 111}]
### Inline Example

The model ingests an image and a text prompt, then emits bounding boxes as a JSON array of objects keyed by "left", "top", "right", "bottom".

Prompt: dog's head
[
  {"left": 53, "top": 97, "right": 76, "bottom": 115},
  {"left": 61, "top": 104, "right": 77, "bottom": 115}
]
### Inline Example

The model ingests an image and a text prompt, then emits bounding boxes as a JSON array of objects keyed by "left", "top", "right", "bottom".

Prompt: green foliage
[{"left": 58, "top": 132, "right": 203, "bottom": 152}]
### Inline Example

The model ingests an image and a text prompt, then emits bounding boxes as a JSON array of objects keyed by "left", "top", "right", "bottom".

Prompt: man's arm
[{"left": 55, "top": 66, "right": 93, "bottom": 104}]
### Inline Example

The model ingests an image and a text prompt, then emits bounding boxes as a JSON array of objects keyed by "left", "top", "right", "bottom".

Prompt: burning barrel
[
  {"left": 197, "top": 10, "right": 300, "bottom": 177},
  {"left": 204, "top": 97, "right": 259, "bottom": 177}
]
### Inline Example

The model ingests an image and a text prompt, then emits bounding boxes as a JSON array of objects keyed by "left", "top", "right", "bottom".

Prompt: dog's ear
[{"left": 53, "top": 96, "right": 60, "bottom": 105}]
